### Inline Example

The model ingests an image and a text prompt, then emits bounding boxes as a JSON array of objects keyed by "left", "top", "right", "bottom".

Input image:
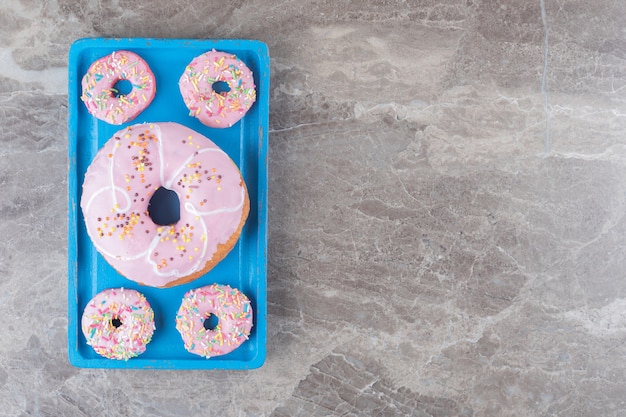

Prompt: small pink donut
[
  {"left": 176, "top": 284, "right": 253, "bottom": 358},
  {"left": 179, "top": 50, "right": 256, "bottom": 128},
  {"left": 81, "top": 288, "right": 155, "bottom": 360},
  {"left": 80, "top": 50, "right": 156, "bottom": 125}
]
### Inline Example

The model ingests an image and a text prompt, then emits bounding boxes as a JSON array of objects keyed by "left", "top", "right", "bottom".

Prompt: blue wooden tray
[{"left": 67, "top": 38, "right": 268, "bottom": 369}]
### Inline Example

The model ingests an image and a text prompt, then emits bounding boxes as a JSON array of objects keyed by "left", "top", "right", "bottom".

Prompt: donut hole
[
  {"left": 148, "top": 187, "right": 181, "bottom": 226},
  {"left": 111, "top": 78, "right": 133, "bottom": 97},
  {"left": 212, "top": 80, "right": 231, "bottom": 96},
  {"left": 111, "top": 316, "right": 123, "bottom": 328},
  {"left": 203, "top": 313, "right": 219, "bottom": 331}
]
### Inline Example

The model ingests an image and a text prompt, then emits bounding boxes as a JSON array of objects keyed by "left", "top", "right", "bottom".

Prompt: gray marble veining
[{"left": 1, "top": 0, "right": 626, "bottom": 416}]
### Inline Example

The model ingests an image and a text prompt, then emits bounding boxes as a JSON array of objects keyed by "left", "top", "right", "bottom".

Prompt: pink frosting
[
  {"left": 81, "top": 288, "right": 155, "bottom": 360},
  {"left": 175, "top": 284, "right": 253, "bottom": 358},
  {"left": 81, "top": 50, "right": 156, "bottom": 125},
  {"left": 179, "top": 50, "right": 256, "bottom": 128},
  {"left": 80, "top": 122, "right": 248, "bottom": 287}
]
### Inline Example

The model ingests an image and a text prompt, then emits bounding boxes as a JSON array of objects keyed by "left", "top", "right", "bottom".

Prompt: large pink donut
[
  {"left": 80, "top": 50, "right": 156, "bottom": 125},
  {"left": 80, "top": 122, "right": 249, "bottom": 288},
  {"left": 179, "top": 50, "right": 256, "bottom": 128}
]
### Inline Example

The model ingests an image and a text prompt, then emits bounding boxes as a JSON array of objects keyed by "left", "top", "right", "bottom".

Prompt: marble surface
[{"left": 1, "top": 0, "right": 626, "bottom": 415}]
